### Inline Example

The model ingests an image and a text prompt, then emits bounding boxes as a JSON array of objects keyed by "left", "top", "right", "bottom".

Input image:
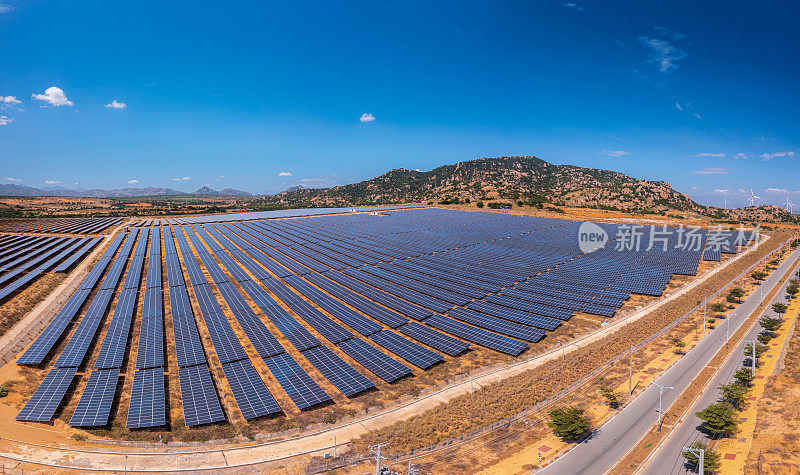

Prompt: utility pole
[
  {"left": 370, "top": 442, "right": 389, "bottom": 475},
  {"left": 726, "top": 312, "right": 734, "bottom": 348},
  {"left": 654, "top": 382, "right": 674, "bottom": 431},
  {"left": 745, "top": 339, "right": 757, "bottom": 375},
  {"left": 682, "top": 445, "right": 705, "bottom": 475},
  {"left": 408, "top": 461, "right": 419, "bottom": 475},
  {"left": 334, "top": 431, "right": 337, "bottom": 457}
]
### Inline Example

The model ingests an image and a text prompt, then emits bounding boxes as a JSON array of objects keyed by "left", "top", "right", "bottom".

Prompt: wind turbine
[
  {"left": 786, "top": 196, "right": 795, "bottom": 213},
  {"left": 746, "top": 186, "right": 761, "bottom": 207}
]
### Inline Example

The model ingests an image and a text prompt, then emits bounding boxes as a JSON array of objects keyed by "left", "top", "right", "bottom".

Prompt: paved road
[
  {"left": 538, "top": 247, "right": 799, "bottom": 475},
  {"left": 641, "top": 250, "right": 800, "bottom": 474}
]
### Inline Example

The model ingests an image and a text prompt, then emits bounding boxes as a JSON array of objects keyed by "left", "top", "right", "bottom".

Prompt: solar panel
[
  {"left": 54, "top": 288, "right": 116, "bottom": 368},
  {"left": 178, "top": 364, "right": 225, "bottom": 426},
  {"left": 136, "top": 316, "right": 165, "bottom": 369},
  {"left": 142, "top": 287, "right": 163, "bottom": 318},
  {"left": 447, "top": 307, "right": 545, "bottom": 342},
  {"left": 397, "top": 321, "right": 470, "bottom": 356},
  {"left": 425, "top": 314, "right": 527, "bottom": 356},
  {"left": 69, "top": 368, "right": 120, "bottom": 427},
  {"left": 370, "top": 329, "right": 444, "bottom": 369},
  {"left": 17, "top": 288, "right": 92, "bottom": 365},
  {"left": 263, "top": 353, "right": 332, "bottom": 410},
  {"left": 93, "top": 289, "right": 138, "bottom": 369},
  {"left": 260, "top": 304, "right": 322, "bottom": 351},
  {"left": 125, "top": 367, "right": 167, "bottom": 429},
  {"left": 16, "top": 367, "right": 77, "bottom": 421},
  {"left": 301, "top": 345, "right": 374, "bottom": 397},
  {"left": 169, "top": 285, "right": 193, "bottom": 317},
  {"left": 338, "top": 337, "right": 412, "bottom": 382},
  {"left": 221, "top": 359, "right": 283, "bottom": 419},
  {"left": 198, "top": 311, "right": 248, "bottom": 364},
  {"left": 172, "top": 314, "right": 207, "bottom": 368}
]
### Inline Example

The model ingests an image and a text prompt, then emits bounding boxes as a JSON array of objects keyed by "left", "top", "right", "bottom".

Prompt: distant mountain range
[{"left": 0, "top": 184, "right": 252, "bottom": 198}]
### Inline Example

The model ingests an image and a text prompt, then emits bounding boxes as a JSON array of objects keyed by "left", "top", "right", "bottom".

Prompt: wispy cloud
[
  {"left": 696, "top": 152, "right": 725, "bottom": 158},
  {"left": 44, "top": 180, "right": 62, "bottom": 185},
  {"left": 104, "top": 99, "right": 126, "bottom": 110},
  {"left": 0, "top": 115, "right": 12, "bottom": 126},
  {"left": 563, "top": 2, "right": 583, "bottom": 11},
  {"left": 599, "top": 150, "right": 630, "bottom": 158},
  {"left": 171, "top": 176, "right": 193, "bottom": 181},
  {"left": 5, "top": 177, "right": 21, "bottom": 182},
  {"left": 359, "top": 113, "right": 376, "bottom": 123},
  {"left": 766, "top": 188, "right": 788, "bottom": 194},
  {"left": 654, "top": 26, "right": 686, "bottom": 40},
  {"left": 1, "top": 95, "right": 20, "bottom": 105},
  {"left": 128, "top": 179, "right": 139, "bottom": 184},
  {"left": 278, "top": 171, "right": 293, "bottom": 177},
  {"left": 675, "top": 102, "right": 683, "bottom": 111},
  {"left": 734, "top": 153, "right": 748, "bottom": 160},
  {"left": 713, "top": 189, "right": 729, "bottom": 194},
  {"left": 759, "top": 151, "right": 795, "bottom": 161},
  {"left": 0, "top": 3, "right": 12, "bottom": 14},
  {"left": 692, "top": 167, "right": 727, "bottom": 175},
  {"left": 692, "top": 112, "right": 702, "bottom": 120},
  {"left": 638, "top": 37, "right": 688, "bottom": 72},
  {"left": 32, "top": 87, "right": 73, "bottom": 107},
  {"left": 301, "top": 178, "right": 327, "bottom": 183}
]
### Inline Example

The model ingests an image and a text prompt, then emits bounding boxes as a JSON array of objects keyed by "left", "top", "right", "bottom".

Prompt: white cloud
[
  {"left": 675, "top": 102, "right": 683, "bottom": 111},
  {"left": 713, "top": 189, "right": 729, "bottom": 194},
  {"left": 654, "top": 26, "right": 686, "bottom": 40},
  {"left": 216, "top": 174, "right": 225, "bottom": 178},
  {"left": 766, "top": 188, "right": 788, "bottom": 194},
  {"left": 690, "top": 186, "right": 699, "bottom": 191},
  {"left": 1, "top": 95, "right": 20, "bottom": 104},
  {"left": 44, "top": 180, "right": 62, "bottom": 185},
  {"left": 128, "top": 179, "right": 139, "bottom": 184},
  {"left": 759, "top": 151, "right": 795, "bottom": 161},
  {"left": 359, "top": 113, "right": 376, "bottom": 123},
  {"left": 171, "top": 176, "right": 193, "bottom": 181},
  {"left": 301, "top": 178, "right": 327, "bottom": 183},
  {"left": 0, "top": 115, "right": 12, "bottom": 126},
  {"left": 695, "top": 153, "right": 725, "bottom": 158},
  {"left": 563, "top": 2, "right": 583, "bottom": 11},
  {"left": 278, "top": 171, "right": 293, "bottom": 177},
  {"left": 692, "top": 168, "right": 727, "bottom": 175},
  {"left": 104, "top": 99, "right": 126, "bottom": 110},
  {"left": 5, "top": 177, "right": 21, "bottom": 182},
  {"left": 734, "top": 153, "right": 748, "bottom": 160},
  {"left": 693, "top": 112, "right": 702, "bottom": 120},
  {"left": 638, "top": 37, "right": 688, "bottom": 72},
  {"left": 0, "top": 3, "right": 12, "bottom": 13},
  {"left": 600, "top": 150, "right": 630, "bottom": 158},
  {"left": 737, "top": 188, "right": 746, "bottom": 193},
  {"left": 32, "top": 87, "right": 73, "bottom": 107}
]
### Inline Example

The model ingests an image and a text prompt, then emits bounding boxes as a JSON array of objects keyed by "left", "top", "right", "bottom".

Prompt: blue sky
[{"left": 0, "top": 1, "right": 798, "bottom": 207}]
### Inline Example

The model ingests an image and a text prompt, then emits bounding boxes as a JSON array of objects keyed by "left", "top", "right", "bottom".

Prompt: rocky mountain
[
  {"left": 264, "top": 155, "right": 796, "bottom": 223},
  {"left": 193, "top": 186, "right": 252, "bottom": 196}
]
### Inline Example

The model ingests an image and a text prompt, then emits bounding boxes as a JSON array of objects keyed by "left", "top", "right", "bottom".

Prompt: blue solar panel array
[{"left": 16, "top": 207, "right": 728, "bottom": 426}]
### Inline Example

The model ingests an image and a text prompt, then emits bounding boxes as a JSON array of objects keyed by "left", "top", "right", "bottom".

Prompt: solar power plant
[{"left": 14, "top": 208, "right": 734, "bottom": 428}]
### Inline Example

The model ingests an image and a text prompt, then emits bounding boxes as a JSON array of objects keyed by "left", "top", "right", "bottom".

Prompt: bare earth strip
[{"left": 0, "top": 234, "right": 766, "bottom": 472}]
